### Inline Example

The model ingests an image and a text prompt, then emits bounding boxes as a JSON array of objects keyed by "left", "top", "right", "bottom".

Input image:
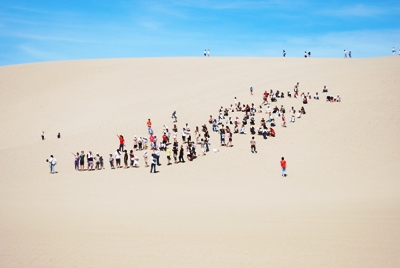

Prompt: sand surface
[{"left": 0, "top": 57, "right": 399, "bottom": 267}]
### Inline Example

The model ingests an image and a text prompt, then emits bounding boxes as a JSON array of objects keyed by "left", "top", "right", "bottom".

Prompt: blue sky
[{"left": 0, "top": 0, "right": 399, "bottom": 65}]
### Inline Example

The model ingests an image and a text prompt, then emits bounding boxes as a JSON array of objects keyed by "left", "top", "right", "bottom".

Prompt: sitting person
[
  {"left": 301, "top": 106, "right": 306, "bottom": 114},
  {"left": 270, "top": 119, "right": 276, "bottom": 127},
  {"left": 276, "top": 90, "right": 280, "bottom": 98},
  {"left": 250, "top": 117, "right": 255, "bottom": 125},
  {"left": 239, "top": 125, "right": 247, "bottom": 134},
  {"left": 262, "top": 128, "right": 268, "bottom": 139},
  {"left": 307, "top": 92, "right": 311, "bottom": 99},
  {"left": 280, "top": 105, "right": 285, "bottom": 114},
  {"left": 208, "top": 115, "right": 213, "bottom": 124},
  {"left": 224, "top": 109, "right": 229, "bottom": 117},
  {"left": 250, "top": 126, "right": 256, "bottom": 135},
  {"left": 336, "top": 94, "right": 341, "bottom": 102},
  {"left": 326, "top": 95, "right": 331, "bottom": 102},
  {"left": 269, "top": 128, "right": 276, "bottom": 137},
  {"left": 322, "top": 85, "right": 328, "bottom": 93},
  {"left": 233, "top": 124, "right": 239, "bottom": 133},
  {"left": 257, "top": 127, "right": 263, "bottom": 135},
  {"left": 271, "top": 95, "right": 277, "bottom": 102},
  {"left": 302, "top": 97, "right": 308, "bottom": 104},
  {"left": 287, "top": 90, "right": 292, "bottom": 98},
  {"left": 290, "top": 115, "right": 295, "bottom": 123},
  {"left": 314, "top": 92, "right": 319, "bottom": 100},
  {"left": 226, "top": 117, "right": 233, "bottom": 125},
  {"left": 297, "top": 110, "right": 302, "bottom": 118},
  {"left": 258, "top": 105, "right": 263, "bottom": 113}
]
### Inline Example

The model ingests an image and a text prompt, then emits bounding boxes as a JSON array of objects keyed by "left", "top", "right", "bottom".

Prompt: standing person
[
  {"left": 207, "top": 49, "right": 210, "bottom": 57},
  {"left": 344, "top": 49, "right": 347, "bottom": 58},
  {"left": 123, "top": 150, "right": 129, "bottom": 168},
  {"left": 250, "top": 86, "right": 253, "bottom": 95},
  {"left": 250, "top": 136, "right": 257, "bottom": 153},
  {"left": 109, "top": 154, "right": 115, "bottom": 169},
  {"left": 283, "top": 50, "right": 286, "bottom": 57},
  {"left": 304, "top": 51, "right": 307, "bottom": 58},
  {"left": 280, "top": 157, "right": 287, "bottom": 177},
  {"left": 87, "top": 151, "right": 94, "bottom": 171},
  {"left": 47, "top": 155, "right": 57, "bottom": 174},
  {"left": 173, "top": 146, "right": 178, "bottom": 163},
  {"left": 204, "top": 49, "right": 207, "bottom": 57},
  {"left": 349, "top": 51, "right": 352, "bottom": 58},
  {"left": 117, "top": 135, "right": 125, "bottom": 151},
  {"left": 143, "top": 151, "right": 149, "bottom": 167},
  {"left": 41, "top": 131, "right": 45, "bottom": 140},
  {"left": 166, "top": 147, "right": 171, "bottom": 165},
  {"left": 72, "top": 152, "right": 79, "bottom": 171},
  {"left": 147, "top": 119, "right": 153, "bottom": 134},
  {"left": 100, "top": 155, "right": 104, "bottom": 169},
  {"left": 282, "top": 113, "right": 286, "bottom": 127},
  {"left": 179, "top": 145, "right": 185, "bottom": 163},
  {"left": 156, "top": 148, "right": 161, "bottom": 166},
  {"left": 57, "top": 132, "right": 61, "bottom": 139},
  {"left": 115, "top": 149, "right": 121, "bottom": 168},
  {"left": 308, "top": 51, "right": 311, "bottom": 58},
  {"left": 150, "top": 151, "right": 157, "bottom": 173},
  {"left": 79, "top": 151, "right": 85, "bottom": 170},
  {"left": 95, "top": 153, "right": 100, "bottom": 170},
  {"left": 392, "top": 47, "right": 396, "bottom": 55},
  {"left": 130, "top": 150, "right": 135, "bottom": 167}
]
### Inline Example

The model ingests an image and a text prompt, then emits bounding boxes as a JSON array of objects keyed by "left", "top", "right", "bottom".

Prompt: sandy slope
[{"left": 0, "top": 57, "right": 399, "bottom": 267}]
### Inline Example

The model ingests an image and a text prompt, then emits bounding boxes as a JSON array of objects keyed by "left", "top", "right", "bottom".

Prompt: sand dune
[{"left": 0, "top": 57, "right": 399, "bottom": 267}]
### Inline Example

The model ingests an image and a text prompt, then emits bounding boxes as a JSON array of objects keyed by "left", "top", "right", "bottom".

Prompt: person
[
  {"left": 79, "top": 151, "right": 85, "bottom": 170},
  {"left": 392, "top": 47, "right": 396, "bottom": 55},
  {"left": 250, "top": 136, "right": 257, "bottom": 153},
  {"left": 204, "top": 49, "right": 207, "bottom": 57},
  {"left": 109, "top": 154, "right": 115, "bottom": 169},
  {"left": 99, "top": 155, "right": 104, "bottom": 169},
  {"left": 336, "top": 94, "right": 341, "bottom": 102},
  {"left": 72, "top": 152, "right": 79, "bottom": 171},
  {"left": 179, "top": 145, "right": 185, "bottom": 163},
  {"left": 41, "top": 131, "right": 45, "bottom": 140},
  {"left": 115, "top": 149, "right": 121, "bottom": 168},
  {"left": 129, "top": 150, "right": 135, "bottom": 167},
  {"left": 349, "top": 51, "right": 352, "bottom": 58},
  {"left": 150, "top": 152, "right": 157, "bottom": 173},
  {"left": 322, "top": 85, "right": 328, "bottom": 93},
  {"left": 304, "top": 51, "right": 307, "bottom": 58},
  {"left": 270, "top": 128, "right": 275, "bottom": 137},
  {"left": 166, "top": 147, "right": 171, "bottom": 165},
  {"left": 290, "top": 115, "right": 295, "bottom": 123},
  {"left": 314, "top": 92, "right": 319, "bottom": 100},
  {"left": 207, "top": 49, "right": 210, "bottom": 57},
  {"left": 283, "top": 50, "right": 286, "bottom": 57},
  {"left": 87, "top": 151, "right": 94, "bottom": 171},
  {"left": 250, "top": 86, "right": 253, "bottom": 95},
  {"left": 117, "top": 135, "right": 125, "bottom": 151},
  {"left": 344, "top": 49, "right": 347, "bottom": 58},
  {"left": 156, "top": 148, "right": 161, "bottom": 166},
  {"left": 147, "top": 119, "right": 153, "bottom": 134},
  {"left": 172, "top": 111, "right": 177, "bottom": 123},
  {"left": 47, "top": 155, "right": 57, "bottom": 174},
  {"left": 398, "top": 49, "right": 400, "bottom": 56},
  {"left": 308, "top": 51, "right": 311, "bottom": 58},
  {"left": 95, "top": 153, "right": 101, "bottom": 170},
  {"left": 143, "top": 151, "right": 149, "bottom": 167},
  {"left": 57, "top": 132, "right": 61, "bottom": 139},
  {"left": 280, "top": 157, "right": 287, "bottom": 177},
  {"left": 123, "top": 150, "right": 129, "bottom": 168},
  {"left": 173, "top": 146, "right": 178, "bottom": 163},
  {"left": 281, "top": 113, "right": 286, "bottom": 127},
  {"left": 133, "top": 154, "right": 139, "bottom": 168}
]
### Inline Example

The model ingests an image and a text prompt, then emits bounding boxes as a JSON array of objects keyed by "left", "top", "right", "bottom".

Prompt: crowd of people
[{"left": 47, "top": 82, "right": 340, "bottom": 175}]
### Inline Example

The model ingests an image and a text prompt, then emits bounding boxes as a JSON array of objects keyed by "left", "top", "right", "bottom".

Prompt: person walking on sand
[
  {"left": 250, "top": 136, "right": 257, "bottom": 153},
  {"left": 172, "top": 111, "right": 177, "bottom": 123},
  {"left": 117, "top": 135, "right": 125, "bottom": 151},
  {"left": 166, "top": 147, "right": 172, "bottom": 165},
  {"left": 41, "top": 131, "right": 45, "bottom": 140},
  {"left": 179, "top": 145, "right": 185, "bottom": 163},
  {"left": 250, "top": 86, "right": 253, "bottom": 95},
  {"left": 280, "top": 157, "right": 287, "bottom": 177}
]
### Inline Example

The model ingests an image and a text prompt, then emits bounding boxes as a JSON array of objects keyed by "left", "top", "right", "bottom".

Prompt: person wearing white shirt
[{"left": 115, "top": 150, "right": 121, "bottom": 168}]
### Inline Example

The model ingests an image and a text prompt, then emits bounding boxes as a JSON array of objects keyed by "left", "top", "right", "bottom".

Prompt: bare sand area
[{"left": 0, "top": 57, "right": 399, "bottom": 267}]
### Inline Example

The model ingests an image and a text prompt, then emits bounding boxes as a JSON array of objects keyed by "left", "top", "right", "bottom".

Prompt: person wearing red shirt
[
  {"left": 280, "top": 157, "right": 287, "bottom": 177},
  {"left": 269, "top": 128, "right": 275, "bottom": 137},
  {"left": 117, "top": 134, "right": 125, "bottom": 151}
]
